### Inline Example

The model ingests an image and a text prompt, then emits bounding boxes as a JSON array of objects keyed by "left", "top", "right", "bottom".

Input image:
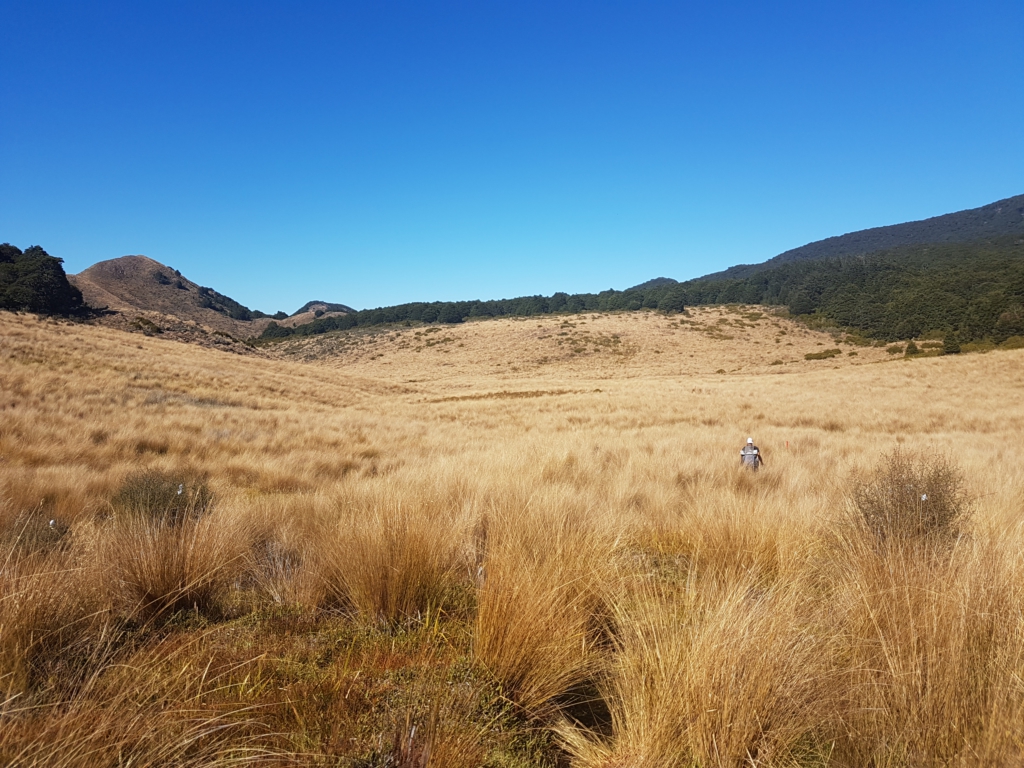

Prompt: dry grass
[{"left": 2, "top": 308, "right": 1024, "bottom": 765}]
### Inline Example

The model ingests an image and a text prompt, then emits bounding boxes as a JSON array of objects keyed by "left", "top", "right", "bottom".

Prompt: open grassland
[
  {"left": 2, "top": 309, "right": 1024, "bottom": 767},
  {"left": 262, "top": 305, "right": 899, "bottom": 381}
]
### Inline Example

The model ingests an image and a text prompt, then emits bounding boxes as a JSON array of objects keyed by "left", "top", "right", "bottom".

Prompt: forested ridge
[
  {"left": 261, "top": 236, "right": 1024, "bottom": 347},
  {"left": 678, "top": 236, "right": 1024, "bottom": 343},
  {"left": 702, "top": 193, "right": 1024, "bottom": 280}
]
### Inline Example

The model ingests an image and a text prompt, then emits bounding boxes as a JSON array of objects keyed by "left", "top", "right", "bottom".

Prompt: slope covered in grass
[{"left": 2, "top": 310, "right": 1024, "bottom": 765}]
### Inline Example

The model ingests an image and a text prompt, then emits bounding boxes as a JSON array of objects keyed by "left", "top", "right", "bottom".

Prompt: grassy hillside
[
  {"left": 3, "top": 310, "right": 1024, "bottom": 765},
  {"left": 262, "top": 306, "right": 900, "bottom": 378}
]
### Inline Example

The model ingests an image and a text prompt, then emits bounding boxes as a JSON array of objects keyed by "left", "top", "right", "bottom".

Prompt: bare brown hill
[{"left": 69, "top": 255, "right": 273, "bottom": 350}]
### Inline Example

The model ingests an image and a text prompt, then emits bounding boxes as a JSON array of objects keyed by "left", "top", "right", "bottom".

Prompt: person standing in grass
[{"left": 740, "top": 437, "right": 764, "bottom": 470}]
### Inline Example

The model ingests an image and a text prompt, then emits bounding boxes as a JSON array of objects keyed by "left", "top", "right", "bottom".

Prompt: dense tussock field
[{"left": 2, "top": 309, "right": 1024, "bottom": 766}]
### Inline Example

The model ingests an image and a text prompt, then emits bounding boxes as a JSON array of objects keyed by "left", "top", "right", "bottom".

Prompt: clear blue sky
[{"left": 2, "top": 1, "right": 1022, "bottom": 313}]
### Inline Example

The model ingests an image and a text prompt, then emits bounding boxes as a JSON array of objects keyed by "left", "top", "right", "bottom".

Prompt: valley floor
[{"left": 2, "top": 308, "right": 1023, "bottom": 766}]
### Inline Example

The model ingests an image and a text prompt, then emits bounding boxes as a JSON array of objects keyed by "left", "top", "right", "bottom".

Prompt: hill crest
[{"left": 69, "top": 255, "right": 273, "bottom": 342}]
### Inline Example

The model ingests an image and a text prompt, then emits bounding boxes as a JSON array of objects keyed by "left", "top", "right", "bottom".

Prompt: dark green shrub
[
  {"left": 130, "top": 316, "right": 162, "bottom": 335},
  {"left": 904, "top": 341, "right": 920, "bottom": 356},
  {"left": 111, "top": 469, "right": 214, "bottom": 526},
  {"left": 853, "top": 449, "right": 971, "bottom": 545},
  {"left": 657, "top": 285, "right": 687, "bottom": 314},
  {"left": 942, "top": 335, "right": 961, "bottom": 354},
  {"left": 805, "top": 348, "right": 841, "bottom": 360}
]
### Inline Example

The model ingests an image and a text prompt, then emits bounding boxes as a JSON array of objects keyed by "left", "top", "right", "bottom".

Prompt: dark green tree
[{"left": 0, "top": 244, "right": 84, "bottom": 314}]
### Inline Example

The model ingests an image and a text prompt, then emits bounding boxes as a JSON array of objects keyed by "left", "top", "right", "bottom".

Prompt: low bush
[
  {"left": 110, "top": 469, "right": 214, "bottom": 526},
  {"left": 805, "top": 348, "right": 841, "bottom": 360},
  {"left": 852, "top": 448, "right": 972, "bottom": 545}
]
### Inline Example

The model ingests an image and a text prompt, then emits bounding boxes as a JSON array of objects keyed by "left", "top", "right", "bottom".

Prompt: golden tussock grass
[{"left": 2, "top": 309, "right": 1024, "bottom": 765}]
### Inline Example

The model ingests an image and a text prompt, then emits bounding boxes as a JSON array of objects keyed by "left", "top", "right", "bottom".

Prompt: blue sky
[{"left": 2, "top": 1, "right": 1021, "bottom": 313}]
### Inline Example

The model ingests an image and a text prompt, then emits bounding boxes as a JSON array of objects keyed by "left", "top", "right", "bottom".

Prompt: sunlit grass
[{"left": 2, "top": 309, "right": 1024, "bottom": 765}]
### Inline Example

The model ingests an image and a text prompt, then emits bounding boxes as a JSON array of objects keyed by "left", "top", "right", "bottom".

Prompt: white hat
[{"left": 747, "top": 437, "right": 754, "bottom": 444}]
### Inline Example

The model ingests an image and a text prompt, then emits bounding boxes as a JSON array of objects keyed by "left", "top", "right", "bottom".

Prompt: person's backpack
[{"left": 741, "top": 446, "right": 760, "bottom": 466}]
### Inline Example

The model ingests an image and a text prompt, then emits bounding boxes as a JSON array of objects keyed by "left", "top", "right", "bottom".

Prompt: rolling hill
[{"left": 68, "top": 255, "right": 279, "bottom": 346}]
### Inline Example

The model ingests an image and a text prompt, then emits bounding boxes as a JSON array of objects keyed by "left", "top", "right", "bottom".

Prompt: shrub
[
  {"left": 852, "top": 449, "right": 972, "bottom": 545},
  {"left": 805, "top": 348, "right": 841, "bottom": 360},
  {"left": 904, "top": 341, "right": 921, "bottom": 356},
  {"left": 844, "top": 334, "right": 872, "bottom": 346},
  {"left": 129, "top": 316, "right": 162, "bottom": 335},
  {"left": 887, "top": 344, "right": 904, "bottom": 355},
  {"left": 110, "top": 469, "right": 213, "bottom": 526}
]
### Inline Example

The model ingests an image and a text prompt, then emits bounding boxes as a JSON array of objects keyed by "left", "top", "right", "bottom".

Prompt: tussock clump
[
  {"left": 312, "top": 481, "right": 474, "bottom": 625},
  {"left": 101, "top": 514, "right": 249, "bottom": 622},
  {"left": 241, "top": 497, "right": 325, "bottom": 610},
  {"left": 0, "top": 550, "right": 111, "bottom": 695},
  {"left": 0, "top": 639, "right": 277, "bottom": 767},
  {"left": 853, "top": 448, "right": 972, "bottom": 545},
  {"left": 824, "top": 532, "right": 1024, "bottom": 765},
  {"left": 0, "top": 511, "right": 70, "bottom": 557},
  {"left": 474, "top": 494, "right": 616, "bottom": 718},
  {"left": 559, "top": 579, "right": 832, "bottom": 767},
  {"left": 110, "top": 468, "right": 214, "bottom": 526}
]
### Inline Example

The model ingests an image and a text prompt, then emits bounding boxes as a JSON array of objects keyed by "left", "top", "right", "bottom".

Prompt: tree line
[
  {"left": 260, "top": 236, "right": 1024, "bottom": 346},
  {"left": 259, "top": 283, "right": 690, "bottom": 339}
]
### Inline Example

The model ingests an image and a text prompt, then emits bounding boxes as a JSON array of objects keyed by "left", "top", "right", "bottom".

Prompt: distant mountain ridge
[{"left": 699, "top": 193, "right": 1024, "bottom": 281}]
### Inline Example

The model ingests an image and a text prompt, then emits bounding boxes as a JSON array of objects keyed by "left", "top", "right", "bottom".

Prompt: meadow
[{"left": 1, "top": 306, "right": 1023, "bottom": 767}]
